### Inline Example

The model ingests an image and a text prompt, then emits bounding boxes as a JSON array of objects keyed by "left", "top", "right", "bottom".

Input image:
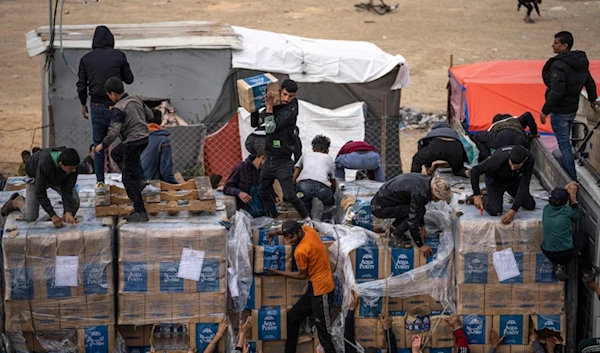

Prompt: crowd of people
[{"left": 0, "top": 25, "right": 599, "bottom": 353}]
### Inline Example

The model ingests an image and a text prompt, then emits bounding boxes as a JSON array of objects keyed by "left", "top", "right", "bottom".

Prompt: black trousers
[
  {"left": 286, "top": 283, "right": 335, "bottom": 353},
  {"left": 483, "top": 177, "right": 535, "bottom": 216},
  {"left": 122, "top": 139, "right": 148, "bottom": 213},
  {"left": 370, "top": 197, "right": 424, "bottom": 245},
  {"left": 411, "top": 138, "right": 468, "bottom": 177},
  {"left": 473, "top": 129, "right": 528, "bottom": 162},
  {"left": 543, "top": 231, "right": 593, "bottom": 271},
  {"left": 519, "top": 0, "right": 534, "bottom": 16},
  {"left": 259, "top": 157, "right": 308, "bottom": 218}
]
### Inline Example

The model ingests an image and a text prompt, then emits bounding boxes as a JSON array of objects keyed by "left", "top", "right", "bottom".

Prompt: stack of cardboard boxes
[
  {"left": 118, "top": 219, "right": 228, "bottom": 353},
  {"left": 2, "top": 217, "right": 116, "bottom": 353},
  {"left": 456, "top": 216, "right": 566, "bottom": 353}
]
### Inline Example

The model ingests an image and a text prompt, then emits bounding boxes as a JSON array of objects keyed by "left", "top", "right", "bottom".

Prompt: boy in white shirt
[{"left": 293, "top": 135, "right": 336, "bottom": 220}]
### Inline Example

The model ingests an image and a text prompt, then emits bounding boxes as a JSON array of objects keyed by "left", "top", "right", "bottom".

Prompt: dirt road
[{"left": 0, "top": 0, "right": 598, "bottom": 173}]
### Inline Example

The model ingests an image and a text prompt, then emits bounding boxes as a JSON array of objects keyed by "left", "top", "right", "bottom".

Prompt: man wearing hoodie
[
  {"left": 224, "top": 147, "right": 269, "bottom": 217},
  {"left": 412, "top": 122, "right": 470, "bottom": 177},
  {"left": 472, "top": 112, "right": 538, "bottom": 162},
  {"left": 1, "top": 147, "right": 80, "bottom": 228},
  {"left": 77, "top": 25, "right": 134, "bottom": 194},
  {"left": 540, "top": 31, "right": 599, "bottom": 180}
]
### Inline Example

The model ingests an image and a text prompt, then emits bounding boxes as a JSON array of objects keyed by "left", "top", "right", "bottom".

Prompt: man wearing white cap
[{"left": 370, "top": 173, "right": 452, "bottom": 256}]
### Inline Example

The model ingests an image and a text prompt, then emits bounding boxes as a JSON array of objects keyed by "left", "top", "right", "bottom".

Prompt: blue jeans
[
  {"left": 90, "top": 103, "right": 112, "bottom": 183},
  {"left": 550, "top": 112, "right": 577, "bottom": 180},
  {"left": 335, "top": 151, "right": 385, "bottom": 182},
  {"left": 296, "top": 179, "right": 334, "bottom": 217}
]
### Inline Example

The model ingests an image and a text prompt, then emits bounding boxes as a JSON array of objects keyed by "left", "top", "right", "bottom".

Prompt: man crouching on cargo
[
  {"left": 1, "top": 147, "right": 80, "bottom": 228},
  {"left": 266, "top": 219, "right": 336, "bottom": 353}
]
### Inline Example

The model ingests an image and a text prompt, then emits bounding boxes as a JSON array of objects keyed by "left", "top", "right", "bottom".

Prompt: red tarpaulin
[{"left": 204, "top": 113, "right": 242, "bottom": 184}]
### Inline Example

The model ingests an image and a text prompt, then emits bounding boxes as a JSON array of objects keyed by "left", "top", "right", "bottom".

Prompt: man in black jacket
[
  {"left": 540, "top": 31, "right": 599, "bottom": 180},
  {"left": 411, "top": 122, "right": 469, "bottom": 177},
  {"left": 1, "top": 147, "right": 80, "bottom": 228},
  {"left": 77, "top": 25, "right": 134, "bottom": 194},
  {"left": 472, "top": 112, "right": 538, "bottom": 162},
  {"left": 259, "top": 79, "right": 310, "bottom": 219},
  {"left": 370, "top": 174, "right": 452, "bottom": 256},
  {"left": 471, "top": 145, "right": 535, "bottom": 225}
]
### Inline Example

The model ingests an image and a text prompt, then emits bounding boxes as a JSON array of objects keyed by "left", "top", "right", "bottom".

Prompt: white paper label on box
[
  {"left": 177, "top": 248, "right": 205, "bottom": 281},
  {"left": 493, "top": 248, "right": 520, "bottom": 282},
  {"left": 55, "top": 256, "right": 79, "bottom": 287}
]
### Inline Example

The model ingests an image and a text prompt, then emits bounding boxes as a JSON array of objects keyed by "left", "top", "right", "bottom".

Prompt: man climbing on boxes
[
  {"left": 1, "top": 147, "right": 80, "bottom": 228},
  {"left": 471, "top": 112, "right": 538, "bottom": 162},
  {"left": 470, "top": 145, "right": 536, "bottom": 225},
  {"left": 335, "top": 140, "right": 385, "bottom": 182},
  {"left": 265, "top": 219, "right": 336, "bottom": 353},
  {"left": 370, "top": 174, "right": 452, "bottom": 255},
  {"left": 259, "top": 79, "right": 310, "bottom": 221},
  {"left": 411, "top": 122, "right": 470, "bottom": 177}
]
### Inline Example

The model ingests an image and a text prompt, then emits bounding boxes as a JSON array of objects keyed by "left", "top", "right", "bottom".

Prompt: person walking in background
[
  {"left": 77, "top": 25, "right": 134, "bottom": 194},
  {"left": 540, "top": 31, "right": 599, "bottom": 180}
]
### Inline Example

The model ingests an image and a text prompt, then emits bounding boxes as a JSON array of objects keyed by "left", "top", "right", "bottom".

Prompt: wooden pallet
[{"left": 95, "top": 177, "right": 216, "bottom": 217}]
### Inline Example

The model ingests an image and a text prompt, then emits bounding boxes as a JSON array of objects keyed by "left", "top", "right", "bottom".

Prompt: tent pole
[
  {"left": 447, "top": 54, "right": 454, "bottom": 124},
  {"left": 381, "top": 94, "right": 388, "bottom": 177}
]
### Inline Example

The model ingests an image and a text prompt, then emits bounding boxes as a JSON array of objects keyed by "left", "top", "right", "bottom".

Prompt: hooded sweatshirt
[
  {"left": 542, "top": 50, "right": 598, "bottom": 115},
  {"left": 77, "top": 26, "right": 134, "bottom": 106},
  {"left": 25, "top": 147, "right": 78, "bottom": 218}
]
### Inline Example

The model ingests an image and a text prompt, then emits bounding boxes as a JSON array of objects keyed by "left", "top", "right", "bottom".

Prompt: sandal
[
  {"left": 1, "top": 193, "right": 20, "bottom": 217},
  {"left": 583, "top": 266, "right": 600, "bottom": 283}
]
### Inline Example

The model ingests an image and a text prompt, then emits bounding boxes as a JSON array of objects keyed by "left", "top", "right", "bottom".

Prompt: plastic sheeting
[
  {"left": 232, "top": 26, "right": 410, "bottom": 89},
  {"left": 238, "top": 100, "right": 366, "bottom": 160}
]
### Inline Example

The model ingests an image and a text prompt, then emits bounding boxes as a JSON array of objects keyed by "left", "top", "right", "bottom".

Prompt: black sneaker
[
  {"left": 125, "top": 211, "right": 149, "bottom": 222},
  {"left": 1, "top": 193, "right": 20, "bottom": 217},
  {"left": 555, "top": 264, "right": 569, "bottom": 281}
]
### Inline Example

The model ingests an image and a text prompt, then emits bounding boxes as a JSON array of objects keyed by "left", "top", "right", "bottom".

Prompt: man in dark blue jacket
[
  {"left": 140, "top": 111, "right": 177, "bottom": 184},
  {"left": 411, "top": 122, "right": 469, "bottom": 177},
  {"left": 224, "top": 147, "right": 269, "bottom": 217},
  {"left": 77, "top": 25, "right": 134, "bottom": 194}
]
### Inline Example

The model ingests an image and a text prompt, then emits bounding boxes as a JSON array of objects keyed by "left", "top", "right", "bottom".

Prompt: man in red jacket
[{"left": 335, "top": 141, "right": 384, "bottom": 182}]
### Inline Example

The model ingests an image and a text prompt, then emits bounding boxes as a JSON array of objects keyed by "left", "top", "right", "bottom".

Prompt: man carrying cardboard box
[
  {"left": 265, "top": 220, "right": 335, "bottom": 353},
  {"left": 259, "top": 80, "right": 310, "bottom": 220}
]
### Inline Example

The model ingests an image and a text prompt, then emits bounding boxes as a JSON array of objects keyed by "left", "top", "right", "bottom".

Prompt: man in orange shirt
[{"left": 267, "top": 220, "right": 336, "bottom": 353}]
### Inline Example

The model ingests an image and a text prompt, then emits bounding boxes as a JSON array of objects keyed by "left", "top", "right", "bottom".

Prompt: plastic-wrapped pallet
[
  {"left": 437, "top": 171, "right": 567, "bottom": 349},
  {"left": 2, "top": 213, "right": 115, "bottom": 353},
  {"left": 118, "top": 216, "right": 228, "bottom": 326}
]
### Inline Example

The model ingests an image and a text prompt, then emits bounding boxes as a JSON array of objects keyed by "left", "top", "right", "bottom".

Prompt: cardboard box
[
  {"left": 172, "top": 234, "right": 200, "bottom": 258},
  {"left": 462, "top": 315, "right": 491, "bottom": 345},
  {"left": 252, "top": 306, "right": 287, "bottom": 341},
  {"left": 200, "top": 292, "right": 227, "bottom": 317},
  {"left": 118, "top": 293, "right": 146, "bottom": 325},
  {"left": 494, "top": 251, "right": 530, "bottom": 284},
  {"left": 194, "top": 318, "right": 227, "bottom": 353},
  {"left": 5, "top": 267, "right": 34, "bottom": 301},
  {"left": 197, "top": 259, "right": 226, "bottom": 293},
  {"left": 31, "top": 299, "right": 60, "bottom": 331},
  {"left": 156, "top": 261, "right": 184, "bottom": 293},
  {"left": 58, "top": 297, "right": 87, "bottom": 328},
  {"left": 538, "top": 283, "right": 565, "bottom": 314},
  {"left": 457, "top": 284, "right": 485, "bottom": 315},
  {"left": 83, "top": 261, "right": 112, "bottom": 296},
  {"left": 83, "top": 230, "right": 112, "bottom": 263},
  {"left": 391, "top": 314, "right": 407, "bottom": 349},
  {"left": 253, "top": 229, "right": 285, "bottom": 246},
  {"left": 286, "top": 278, "right": 307, "bottom": 306},
  {"left": 534, "top": 252, "right": 559, "bottom": 283},
  {"left": 245, "top": 276, "right": 262, "bottom": 310},
  {"left": 172, "top": 293, "right": 200, "bottom": 322},
  {"left": 485, "top": 284, "right": 511, "bottom": 315},
  {"left": 237, "top": 73, "right": 280, "bottom": 113},
  {"left": 146, "top": 232, "right": 173, "bottom": 259},
  {"left": 510, "top": 345, "right": 531, "bottom": 353},
  {"left": 403, "top": 295, "right": 429, "bottom": 312},
  {"left": 78, "top": 325, "right": 116, "bottom": 353},
  {"left": 429, "top": 295, "right": 445, "bottom": 311},
  {"left": 261, "top": 335, "right": 313, "bottom": 353},
  {"left": 350, "top": 245, "right": 388, "bottom": 280},
  {"left": 260, "top": 276, "right": 287, "bottom": 307},
  {"left": 145, "top": 293, "right": 172, "bottom": 323},
  {"left": 419, "top": 234, "right": 441, "bottom": 267},
  {"left": 4, "top": 300, "right": 33, "bottom": 331},
  {"left": 493, "top": 315, "right": 528, "bottom": 345},
  {"left": 254, "top": 245, "right": 293, "bottom": 274},
  {"left": 118, "top": 325, "right": 153, "bottom": 351},
  {"left": 457, "top": 252, "right": 489, "bottom": 284},
  {"left": 197, "top": 227, "right": 228, "bottom": 259},
  {"left": 120, "top": 261, "right": 151, "bottom": 293},
  {"left": 431, "top": 314, "right": 455, "bottom": 348},
  {"left": 388, "top": 297, "right": 404, "bottom": 315},
  {"left": 391, "top": 247, "right": 419, "bottom": 276},
  {"left": 530, "top": 314, "right": 566, "bottom": 343},
  {"left": 355, "top": 318, "right": 382, "bottom": 348},
  {"left": 87, "top": 294, "right": 114, "bottom": 326},
  {"left": 512, "top": 284, "right": 539, "bottom": 314},
  {"left": 356, "top": 296, "right": 384, "bottom": 318},
  {"left": 119, "top": 229, "right": 147, "bottom": 261}
]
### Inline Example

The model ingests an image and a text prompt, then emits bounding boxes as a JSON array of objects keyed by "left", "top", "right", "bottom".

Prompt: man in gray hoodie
[
  {"left": 540, "top": 31, "right": 599, "bottom": 180},
  {"left": 95, "top": 77, "right": 151, "bottom": 222},
  {"left": 411, "top": 122, "right": 470, "bottom": 177}
]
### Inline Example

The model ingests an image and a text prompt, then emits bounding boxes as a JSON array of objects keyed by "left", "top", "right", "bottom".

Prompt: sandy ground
[{"left": 0, "top": 0, "right": 599, "bottom": 175}]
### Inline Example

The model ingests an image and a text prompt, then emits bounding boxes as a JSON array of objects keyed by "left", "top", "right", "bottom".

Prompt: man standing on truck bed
[
  {"left": 540, "top": 31, "right": 599, "bottom": 181},
  {"left": 77, "top": 25, "right": 134, "bottom": 195}
]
